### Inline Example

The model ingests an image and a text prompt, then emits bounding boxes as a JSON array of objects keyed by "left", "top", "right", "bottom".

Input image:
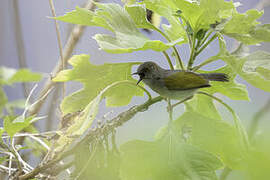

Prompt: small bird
[{"left": 132, "top": 61, "right": 229, "bottom": 100}]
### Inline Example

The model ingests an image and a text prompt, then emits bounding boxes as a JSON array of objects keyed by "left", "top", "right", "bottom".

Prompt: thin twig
[
  {"left": 28, "top": 135, "right": 50, "bottom": 150},
  {"left": 28, "top": 0, "right": 98, "bottom": 116},
  {"left": 48, "top": 0, "right": 66, "bottom": 98},
  {"left": 12, "top": 0, "right": 29, "bottom": 98},
  {"left": 0, "top": 164, "right": 16, "bottom": 173},
  {"left": 8, "top": 154, "right": 12, "bottom": 176},
  {"left": 11, "top": 139, "right": 31, "bottom": 173},
  {"left": 2, "top": 131, "right": 57, "bottom": 139}
]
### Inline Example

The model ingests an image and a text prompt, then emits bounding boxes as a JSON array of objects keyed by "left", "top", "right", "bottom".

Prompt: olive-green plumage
[
  {"left": 133, "top": 61, "right": 228, "bottom": 100},
  {"left": 163, "top": 71, "right": 210, "bottom": 90}
]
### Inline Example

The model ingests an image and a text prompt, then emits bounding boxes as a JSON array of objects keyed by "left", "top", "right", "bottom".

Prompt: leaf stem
[
  {"left": 198, "top": 30, "right": 213, "bottom": 48},
  {"left": 195, "top": 33, "right": 218, "bottom": 57},
  {"left": 163, "top": 51, "right": 174, "bottom": 70},
  {"left": 153, "top": 27, "right": 185, "bottom": 70},
  {"left": 187, "top": 34, "right": 197, "bottom": 70},
  {"left": 191, "top": 55, "right": 219, "bottom": 71},
  {"left": 172, "top": 46, "right": 185, "bottom": 70}
]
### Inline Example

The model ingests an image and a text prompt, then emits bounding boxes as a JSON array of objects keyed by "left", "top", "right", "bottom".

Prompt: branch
[
  {"left": 74, "top": 96, "right": 163, "bottom": 148},
  {"left": 17, "top": 96, "right": 163, "bottom": 179},
  {"left": 48, "top": 0, "right": 66, "bottom": 97},
  {"left": 28, "top": 0, "right": 98, "bottom": 116}
]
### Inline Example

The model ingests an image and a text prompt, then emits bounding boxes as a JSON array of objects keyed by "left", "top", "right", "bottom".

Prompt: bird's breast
[{"left": 143, "top": 78, "right": 197, "bottom": 100}]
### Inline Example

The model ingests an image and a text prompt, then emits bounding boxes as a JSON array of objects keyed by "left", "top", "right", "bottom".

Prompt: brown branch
[
  {"left": 18, "top": 96, "right": 163, "bottom": 179},
  {"left": 48, "top": 0, "right": 66, "bottom": 98},
  {"left": 74, "top": 96, "right": 163, "bottom": 148},
  {"left": 28, "top": 0, "right": 98, "bottom": 116}
]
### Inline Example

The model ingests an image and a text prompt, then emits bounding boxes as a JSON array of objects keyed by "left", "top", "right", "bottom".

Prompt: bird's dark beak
[
  {"left": 136, "top": 78, "right": 143, "bottom": 85},
  {"left": 131, "top": 72, "right": 142, "bottom": 85},
  {"left": 131, "top": 72, "right": 139, "bottom": 75}
]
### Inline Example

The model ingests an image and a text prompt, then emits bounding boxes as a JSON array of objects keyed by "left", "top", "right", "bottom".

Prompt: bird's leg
[{"left": 171, "top": 96, "right": 193, "bottom": 109}]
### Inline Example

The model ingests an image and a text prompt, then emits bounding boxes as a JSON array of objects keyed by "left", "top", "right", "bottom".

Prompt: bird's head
[{"left": 132, "top": 61, "right": 162, "bottom": 85}]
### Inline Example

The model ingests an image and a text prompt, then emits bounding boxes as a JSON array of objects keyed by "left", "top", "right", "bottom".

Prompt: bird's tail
[{"left": 200, "top": 73, "right": 229, "bottom": 82}]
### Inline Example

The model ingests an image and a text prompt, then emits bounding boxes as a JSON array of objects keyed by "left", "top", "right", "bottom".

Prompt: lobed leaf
[
  {"left": 221, "top": 10, "right": 270, "bottom": 44},
  {"left": 120, "top": 135, "right": 222, "bottom": 180},
  {"left": 53, "top": 54, "right": 144, "bottom": 115},
  {"left": 56, "top": 3, "right": 183, "bottom": 53},
  {"left": 218, "top": 37, "right": 270, "bottom": 92}
]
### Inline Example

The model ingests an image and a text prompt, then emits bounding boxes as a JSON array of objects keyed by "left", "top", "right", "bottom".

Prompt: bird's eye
[{"left": 139, "top": 73, "right": 145, "bottom": 78}]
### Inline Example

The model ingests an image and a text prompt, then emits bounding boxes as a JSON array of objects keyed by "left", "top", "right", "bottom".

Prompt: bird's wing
[{"left": 164, "top": 71, "right": 210, "bottom": 90}]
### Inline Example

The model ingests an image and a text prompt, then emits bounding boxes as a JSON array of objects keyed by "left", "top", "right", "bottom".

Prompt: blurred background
[{"left": 0, "top": 0, "right": 270, "bottom": 162}]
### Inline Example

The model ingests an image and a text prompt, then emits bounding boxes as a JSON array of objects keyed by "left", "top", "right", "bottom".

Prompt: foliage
[
  {"left": 1, "top": 0, "right": 270, "bottom": 179},
  {"left": 0, "top": 67, "right": 43, "bottom": 137},
  {"left": 52, "top": 0, "right": 270, "bottom": 179}
]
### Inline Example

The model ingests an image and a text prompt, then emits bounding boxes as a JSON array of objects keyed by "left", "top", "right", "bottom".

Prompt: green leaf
[
  {"left": 4, "top": 116, "right": 33, "bottom": 138},
  {"left": 55, "top": 80, "right": 139, "bottom": 151},
  {"left": 120, "top": 136, "right": 222, "bottom": 180},
  {"left": 228, "top": 131, "right": 270, "bottom": 179},
  {"left": 56, "top": 3, "right": 183, "bottom": 53},
  {"left": 0, "top": 67, "right": 42, "bottom": 85},
  {"left": 249, "top": 24, "right": 270, "bottom": 43},
  {"left": 73, "top": 141, "right": 120, "bottom": 180},
  {"left": 162, "top": 18, "right": 187, "bottom": 43},
  {"left": 173, "top": 106, "right": 247, "bottom": 169},
  {"left": 187, "top": 94, "right": 222, "bottom": 120},
  {"left": 53, "top": 54, "right": 144, "bottom": 115},
  {"left": 218, "top": 37, "right": 270, "bottom": 92},
  {"left": 54, "top": 6, "right": 112, "bottom": 31},
  {"left": 94, "top": 3, "right": 183, "bottom": 53},
  {"left": 145, "top": 0, "right": 234, "bottom": 31},
  {"left": 221, "top": 10, "right": 266, "bottom": 44}
]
